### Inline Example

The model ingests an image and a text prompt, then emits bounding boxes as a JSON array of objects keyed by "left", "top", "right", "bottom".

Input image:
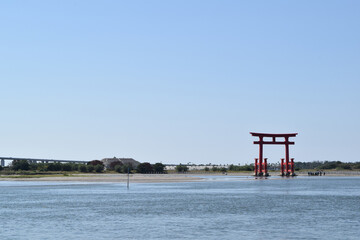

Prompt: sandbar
[
  {"left": 0, "top": 174, "right": 205, "bottom": 183},
  {"left": 0, "top": 171, "right": 359, "bottom": 183}
]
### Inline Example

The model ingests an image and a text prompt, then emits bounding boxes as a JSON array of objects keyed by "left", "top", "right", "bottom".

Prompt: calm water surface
[{"left": 0, "top": 176, "right": 359, "bottom": 239}]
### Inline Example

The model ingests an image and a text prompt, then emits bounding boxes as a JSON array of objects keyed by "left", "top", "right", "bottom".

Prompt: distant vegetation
[
  {"left": 227, "top": 161, "right": 360, "bottom": 172},
  {"left": 87, "top": 160, "right": 104, "bottom": 166},
  {"left": 6, "top": 160, "right": 104, "bottom": 173},
  {"left": 1, "top": 160, "right": 360, "bottom": 175},
  {"left": 228, "top": 161, "right": 360, "bottom": 171},
  {"left": 1, "top": 160, "right": 168, "bottom": 174},
  {"left": 228, "top": 164, "right": 254, "bottom": 171},
  {"left": 175, "top": 165, "right": 189, "bottom": 173},
  {"left": 295, "top": 161, "right": 360, "bottom": 170},
  {"left": 136, "top": 162, "right": 166, "bottom": 174},
  {"left": 103, "top": 159, "right": 135, "bottom": 173},
  {"left": 172, "top": 161, "right": 360, "bottom": 173},
  {"left": 0, "top": 160, "right": 166, "bottom": 175},
  {"left": 211, "top": 166, "right": 228, "bottom": 172}
]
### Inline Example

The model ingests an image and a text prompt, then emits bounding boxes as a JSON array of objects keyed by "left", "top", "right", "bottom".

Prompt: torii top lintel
[{"left": 250, "top": 132, "right": 298, "bottom": 145}]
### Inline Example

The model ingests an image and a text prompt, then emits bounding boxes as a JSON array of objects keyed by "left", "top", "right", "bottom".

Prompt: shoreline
[
  {"left": 0, "top": 171, "right": 359, "bottom": 183},
  {"left": 0, "top": 174, "right": 205, "bottom": 183}
]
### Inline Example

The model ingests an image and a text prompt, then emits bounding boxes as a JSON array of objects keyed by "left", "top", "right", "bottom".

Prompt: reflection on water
[{"left": 0, "top": 177, "right": 359, "bottom": 239}]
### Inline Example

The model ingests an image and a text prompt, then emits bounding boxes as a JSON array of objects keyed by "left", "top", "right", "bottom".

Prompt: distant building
[
  {"left": 120, "top": 158, "right": 140, "bottom": 167},
  {"left": 101, "top": 157, "right": 140, "bottom": 169}
]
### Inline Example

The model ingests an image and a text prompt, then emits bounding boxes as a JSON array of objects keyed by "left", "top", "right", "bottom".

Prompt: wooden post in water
[{"left": 127, "top": 167, "right": 130, "bottom": 189}]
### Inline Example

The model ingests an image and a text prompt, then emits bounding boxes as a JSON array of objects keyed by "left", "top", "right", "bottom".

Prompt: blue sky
[{"left": 0, "top": 0, "right": 359, "bottom": 164}]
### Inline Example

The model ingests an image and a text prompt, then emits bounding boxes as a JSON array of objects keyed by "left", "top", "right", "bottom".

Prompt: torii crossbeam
[{"left": 250, "top": 132, "right": 298, "bottom": 176}]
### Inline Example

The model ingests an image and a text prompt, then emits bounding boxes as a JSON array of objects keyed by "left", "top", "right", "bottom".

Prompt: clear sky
[{"left": 0, "top": 0, "right": 359, "bottom": 164}]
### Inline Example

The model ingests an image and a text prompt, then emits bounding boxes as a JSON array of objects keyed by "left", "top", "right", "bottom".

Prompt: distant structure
[
  {"left": 250, "top": 132, "right": 298, "bottom": 177},
  {"left": 0, "top": 157, "right": 86, "bottom": 167},
  {"left": 101, "top": 157, "right": 140, "bottom": 169}
]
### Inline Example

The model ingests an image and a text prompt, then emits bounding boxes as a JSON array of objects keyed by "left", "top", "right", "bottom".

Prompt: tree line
[
  {"left": 1, "top": 160, "right": 105, "bottom": 173},
  {"left": 295, "top": 161, "right": 360, "bottom": 170},
  {"left": 135, "top": 162, "right": 166, "bottom": 173},
  {"left": 0, "top": 160, "right": 167, "bottom": 174},
  {"left": 2, "top": 160, "right": 359, "bottom": 174},
  {"left": 171, "top": 161, "right": 360, "bottom": 172}
]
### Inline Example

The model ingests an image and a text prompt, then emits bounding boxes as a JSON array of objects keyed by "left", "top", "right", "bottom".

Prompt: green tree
[
  {"left": 37, "top": 163, "right": 48, "bottom": 171},
  {"left": 153, "top": 163, "right": 165, "bottom": 173},
  {"left": 228, "top": 164, "right": 236, "bottom": 171},
  {"left": 62, "top": 163, "right": 73, "bottom": 171},
  {"left": 175, "top": 165, "right": 188, "bottom": 173},
  {"left": 29, "top": 163, "right": 38, "bottom": 171},
  {"left": 11, "top": 160, "right": 30, "bottom": 171},
  {"left": 87, "top": 165, "right": 95, "bottom": 172},
  {"left": 339, "top": 163, "right": 352, "bottom": 170},
  {"left": 79, "top": 165, "right": 87, "bottom": 172},
  {"left": 354, "top": 162, "right": 360, "bottom": 169},
  {"left": 71, "top": 164, "right": 79, "bottom": 171},
  {"left": 95, "top": 164, "right": 104, "bottom": 173},
  {"left": 47, "top": 163, "right": 62, "bottom": 171},
  {"left": 114, "top": 165, "right": 123, "bottom": 173},
  {"left": 228, "top": 164, "right": 253, "bottom": 171},
  {"left": 220, "top": 167, "right": 227, "bottom": 172},
  {"left": 319, "top": 162, "right": 338, "bottom": 170},
  {"left": 122, "top": 164, "right": 133, "bottom": 173},
  {"left": 212, "top": 167, "right": 219, "bottom": 172},
  {"left": 239, "top": 165, "right": 254, "bottom": 171},
  {"left": 136, "top": 162, "right": 153, "bottom": 173}
]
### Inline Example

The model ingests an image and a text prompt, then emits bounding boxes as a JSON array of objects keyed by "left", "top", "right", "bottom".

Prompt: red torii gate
[{"left": 250, "top": 132, "right": 298, "bottom": 177}]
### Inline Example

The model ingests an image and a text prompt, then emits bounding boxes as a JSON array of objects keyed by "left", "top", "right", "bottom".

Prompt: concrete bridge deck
[{"left": 0, "top": 157, "right": 87, "bottom": 167}]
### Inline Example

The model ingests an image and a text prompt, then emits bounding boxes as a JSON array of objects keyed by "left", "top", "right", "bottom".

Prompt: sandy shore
[
  {"left": 0, "top": 171, "right": 359, "bottom": 183},
  {"left": 0, "top": 174, "right": 205, "bottom": 183}
]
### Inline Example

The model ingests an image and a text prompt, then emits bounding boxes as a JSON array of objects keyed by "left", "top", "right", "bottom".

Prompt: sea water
[{"left": 0, "top": 176, "right": 359, "bottom": 239}]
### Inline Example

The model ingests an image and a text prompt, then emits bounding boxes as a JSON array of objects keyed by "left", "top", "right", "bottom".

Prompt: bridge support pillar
[{"left": 1, "top": 159, "right": 4, "bottom": 167}]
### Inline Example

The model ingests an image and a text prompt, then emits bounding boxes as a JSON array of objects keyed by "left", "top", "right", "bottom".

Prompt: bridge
[{"left": 0, "top": 157, "right": 87, "bottom": 167}]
